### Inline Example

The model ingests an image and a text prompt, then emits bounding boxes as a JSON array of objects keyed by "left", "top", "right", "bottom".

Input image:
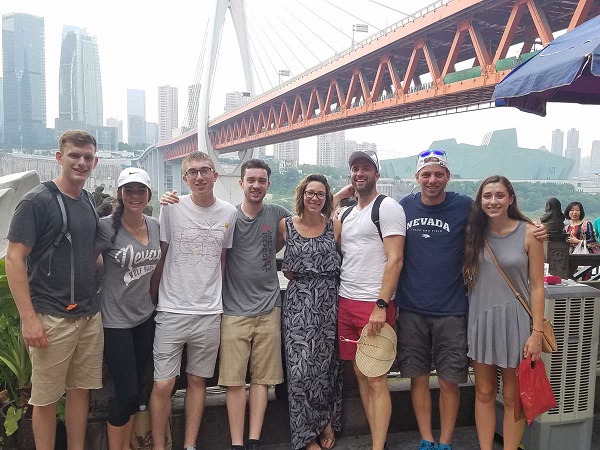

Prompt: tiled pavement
[{"left": 260, "top": 414, "right": 600, "bottom": 450}]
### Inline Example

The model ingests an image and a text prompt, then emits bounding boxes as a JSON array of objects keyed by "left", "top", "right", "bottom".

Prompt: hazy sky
[{"left": 2, "top": 0, "right": 599, "bottom": 163}]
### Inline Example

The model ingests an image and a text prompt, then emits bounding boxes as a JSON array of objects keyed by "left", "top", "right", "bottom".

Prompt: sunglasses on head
[{"left": 418, "top": 149, "right": 446, "bottom": 159}]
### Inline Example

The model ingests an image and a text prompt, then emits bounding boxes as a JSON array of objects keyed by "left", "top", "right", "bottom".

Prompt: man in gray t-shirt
[
  {"left": 5, "top": 130, "right": 102, "bottom": 450},
  {"left": 220, "top": 159, "right": 289, "bottom": 450}
]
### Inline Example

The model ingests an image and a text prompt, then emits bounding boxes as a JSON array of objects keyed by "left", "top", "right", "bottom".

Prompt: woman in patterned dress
[{"left": 278, "top": 174, "right": 343, "bottom": 450}]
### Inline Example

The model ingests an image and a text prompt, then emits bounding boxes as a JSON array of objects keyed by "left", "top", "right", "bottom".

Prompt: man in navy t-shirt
[{"left": 396, "top": 151, "right": 471, "bottom": 450}]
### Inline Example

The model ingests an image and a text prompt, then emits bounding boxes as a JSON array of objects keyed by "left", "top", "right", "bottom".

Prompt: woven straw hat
[{"left": 354, "top": 323, "right": 397, "bottom": 377}]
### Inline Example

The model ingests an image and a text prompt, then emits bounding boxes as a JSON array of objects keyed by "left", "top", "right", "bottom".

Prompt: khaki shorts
[
  {"left": 218, "top": 307, "right": 283, "bottom": 386},
  {"left": 29, "top": 312, "right": 104, "bottom": 406}
]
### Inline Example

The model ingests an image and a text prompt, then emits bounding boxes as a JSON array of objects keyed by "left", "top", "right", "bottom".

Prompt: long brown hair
[
  {"left": 463, "top": 175, "right": 532, "bottom": 289},
  {"left": 294, "top": 173, "right": 333, "bottom": 218}
]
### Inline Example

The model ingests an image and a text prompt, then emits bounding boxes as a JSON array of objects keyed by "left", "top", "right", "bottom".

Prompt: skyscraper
[
  {"left": 105, "top": 117, "right": 123, "bottom": 142},
  {"left": 2, "top": 13, "right": 46, "bottom": 149},
  {"left": 317, "top": 131, "right": 345, "bottom": 167},
  {"left": 127, "top": 89, "right": 146, "bottom": 145},
  {"left": 0, "top": 77, "right": 4, "bottom": 144},
  {"left": 551, "top": 129, "right": 564, "bottom": 156},
  {"left": 274, "top": 140, "right": 299, "bottom": 170},
  {"left": 158, "top": 85, "right": 178, "bottom": 142},
  {"left": 591, "top": 141, "right": 600, "bottom": 174},
  {"left": 145, "top": 122, "right": 158, "bottom": 146},
  {"left": 566, "top": 128, "right": 579, "bottom": 150},
  {"left": 59, "top": 26, "right": 103, "bottom": 126},
  {"left": 185, "top": 83, "right": 201, "bottom": 129}
]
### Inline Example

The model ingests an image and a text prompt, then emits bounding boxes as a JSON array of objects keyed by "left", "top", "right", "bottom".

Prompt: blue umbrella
[{"left": 492, "top": 15, "right": 600, "bottom": 116}]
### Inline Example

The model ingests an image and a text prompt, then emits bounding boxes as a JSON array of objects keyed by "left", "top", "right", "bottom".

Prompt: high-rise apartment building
[
  {"left": 2, "top": 13, "right": 46, "bottom": 149},
  {"left": 158, "top": 85, "right": 178, "bottom": 142},
  {"left": 127, "top": 89, "right": 146, "bottom": 145},
  {"left": 185, "top": 83, "right": 201, "bottom": 129},
  {"left": 317, "top": 131, "right": 346, "bottom": 167},
  {"left": 565, "top": 128, "right": 581, "bottom": 178},
  {"left": 551, "top": 129, "right": 564, "bottom": 156},
  {"left": 591, "top": 141, "right": 600, "bottom": 174},
  {"left": 274, "top": 140, "right": 299, "bottom": 170},
  {"left": 0, "top": 77, "right": 4, "bottom": 144},
  {"left": 225, "top": 91, "right": 251, "bottom": 113},
  {"left": 105, "top": 117, "right": 123, "bottom": 142},
  {"left": 566, "top": 128, "right": 579, "bottom": 150},
  {"left": 59, "top": 26, "right": 103, "bottom": 126}
]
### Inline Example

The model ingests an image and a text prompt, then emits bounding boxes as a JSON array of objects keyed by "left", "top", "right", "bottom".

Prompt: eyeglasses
[
  {"left": 185, "top": 167, "right": 213, "bottom": 178},
  {"left": 418, "top": 149, "right": 446, "bottom": 159},
  {"left": 304, "top": 191, "right": 327, "bottom": 200}
]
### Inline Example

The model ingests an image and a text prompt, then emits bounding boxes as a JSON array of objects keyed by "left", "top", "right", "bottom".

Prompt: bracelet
[{"left": 532, "top": 328, "right": 544, "bottom": 334}]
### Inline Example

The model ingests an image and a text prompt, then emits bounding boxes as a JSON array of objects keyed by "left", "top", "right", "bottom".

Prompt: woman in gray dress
[
  {"left": 278, "top": 174, "right": 342, "bottom": 450},
  {"left": 463, "top": 175, "right": 545, "bottom": 450}
]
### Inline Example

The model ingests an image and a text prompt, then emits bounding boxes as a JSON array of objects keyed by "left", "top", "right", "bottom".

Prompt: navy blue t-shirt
[{"left": 396, "top": 191, "right": 473, "bottom": 316}]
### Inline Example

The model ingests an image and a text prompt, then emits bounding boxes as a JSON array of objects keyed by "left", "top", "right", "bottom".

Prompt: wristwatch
[{"left": 376, "top": 298, "right": 389, "bottom": 309}]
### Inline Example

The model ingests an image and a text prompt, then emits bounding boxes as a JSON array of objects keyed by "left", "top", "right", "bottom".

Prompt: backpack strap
[
  {"left": 340, "top": 205, "right": 355, "bottom": 224},
  {"left": 33, "top": 181, "right": 77, "bottom": 311},
  {"left": 371, "top": 194, "right": 386, "bottom": 241},
  {"left": 339, "top": 194, "right": 387, "bottom": 241}
]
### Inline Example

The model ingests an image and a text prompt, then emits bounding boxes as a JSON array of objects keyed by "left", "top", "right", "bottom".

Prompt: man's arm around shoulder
[{"left": 5, "top": 241, "right": 48, "bottom": 348}]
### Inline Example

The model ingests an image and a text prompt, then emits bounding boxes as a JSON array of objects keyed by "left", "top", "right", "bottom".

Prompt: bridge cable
[
  {"left": 245, "top": 13, "right": 283, "bottom": 85},
  {"left": 246, "top": 31, "right": 273, "bottom": 90},
  {"left": 292, "top": 0, "right": 353, "bottom": 40},
  {"left": 183, "top": 18, "right": 209, "bottom": 129},
  {"left": 277, "top": 0, "right": 340, "bottom": 55},
  {"left": 243, "top": 0, "right": 308, "bottom": 71},
  {"left": 243, "top": 3, "right": 296, "bottom": 78},
  {"left": 367, "top": 0, "right": 415, "bottom": 18},
  {"left": 322, "top": 0, "right": 381, "bottom": 32}
]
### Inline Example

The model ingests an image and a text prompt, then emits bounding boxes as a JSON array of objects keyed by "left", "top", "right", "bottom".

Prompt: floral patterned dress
[{"left": 281, "top": 217, "right": 343, "bottom": 450}]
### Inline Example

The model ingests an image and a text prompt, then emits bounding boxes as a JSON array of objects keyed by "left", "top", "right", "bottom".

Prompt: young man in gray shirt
[
  {"left": 161, "top": 159, "right": 289, "bottom": 450},
  {"left": 6, "top": 130, "right": 102, "bottom": 450}
]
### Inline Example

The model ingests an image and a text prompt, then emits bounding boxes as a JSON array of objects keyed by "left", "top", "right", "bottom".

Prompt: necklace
[{"left": 122, "top": 217, "right": 145, "bottom": 236}]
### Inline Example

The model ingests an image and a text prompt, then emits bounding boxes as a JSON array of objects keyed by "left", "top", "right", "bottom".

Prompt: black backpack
[{"left": 339, "top": 194, "right": 386, "bottom": 240}]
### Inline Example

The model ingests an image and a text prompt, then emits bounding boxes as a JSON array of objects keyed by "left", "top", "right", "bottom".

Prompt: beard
[{"left": 352, "top": 177, "right": 377, "bottom": 196}]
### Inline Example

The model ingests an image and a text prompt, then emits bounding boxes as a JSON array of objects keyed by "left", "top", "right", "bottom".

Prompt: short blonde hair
[{"left": 182, "top": 151, "right": 215, "bottom": 173}]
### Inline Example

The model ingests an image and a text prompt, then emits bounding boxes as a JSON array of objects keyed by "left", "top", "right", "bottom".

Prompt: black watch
[{"left": 376, "top": 298, "right": 389, "bottom": 309}]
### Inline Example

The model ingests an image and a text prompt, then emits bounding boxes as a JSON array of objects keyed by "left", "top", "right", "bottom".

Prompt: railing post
[{"left": 545, "top": 239, "right": 570, "bottom": 279}]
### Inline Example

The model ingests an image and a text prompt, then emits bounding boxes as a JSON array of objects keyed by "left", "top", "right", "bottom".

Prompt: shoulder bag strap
[{"left": 484, "top": 238, "right": 533, "bottom": 318}]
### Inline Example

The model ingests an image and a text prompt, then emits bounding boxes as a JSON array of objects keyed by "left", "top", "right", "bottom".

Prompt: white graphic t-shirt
[
  {"left": 158, "top": 195, "right": 236, "bottom": 314},
  {"left": 96, "top": 215, "right": 161, "bottom": 328}
]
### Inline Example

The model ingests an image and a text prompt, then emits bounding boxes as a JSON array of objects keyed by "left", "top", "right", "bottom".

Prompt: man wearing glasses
[
  {"left": 149, "top": 151, "right": 237, "bottom": 450},
  {"left": 336, "top": 150, "right": 406, "bottom": 450}
]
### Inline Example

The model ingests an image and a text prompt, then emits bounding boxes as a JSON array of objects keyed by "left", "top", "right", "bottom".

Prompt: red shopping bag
[{"left": 517, "top": 357, "right": 557, "bottom": 425}]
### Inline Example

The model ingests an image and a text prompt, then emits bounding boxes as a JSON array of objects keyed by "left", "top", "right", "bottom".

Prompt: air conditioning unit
[{"left": 496, "top": 283, "right": 600, "bottom": 450}]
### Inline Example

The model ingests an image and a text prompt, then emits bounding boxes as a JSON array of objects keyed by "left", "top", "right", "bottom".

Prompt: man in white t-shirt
[
  {"left": 335, "top": 150, "right": 406, "bottom": 450},
  {"left": 149, "top": 151, "right": 237, "bottom": 450}
]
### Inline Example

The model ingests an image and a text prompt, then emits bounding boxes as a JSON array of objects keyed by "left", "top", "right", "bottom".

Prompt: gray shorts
[
  {"left": 153, "top": 311, "right": 221, "bottom": 381},
  {"left": 396, "top": 310, "right": 469, "bottom": 384}
]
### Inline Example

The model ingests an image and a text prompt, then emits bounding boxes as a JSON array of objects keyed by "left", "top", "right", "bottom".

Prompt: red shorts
[{"left": 338, "top": 296, "right": 396, "bottom": 360}]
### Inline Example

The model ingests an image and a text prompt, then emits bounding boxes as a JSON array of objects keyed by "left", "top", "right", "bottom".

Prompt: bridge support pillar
[
  {"left": 170, "top": 160, "right": 183, "bottom": 194},
  {"left": 149, "top": 148, "right": 165, "bottom": 194}
]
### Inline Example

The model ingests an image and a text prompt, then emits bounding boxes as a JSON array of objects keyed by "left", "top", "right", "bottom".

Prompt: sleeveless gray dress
[{"left": 467, "top": 221, "right": 532, "bottom": 368}]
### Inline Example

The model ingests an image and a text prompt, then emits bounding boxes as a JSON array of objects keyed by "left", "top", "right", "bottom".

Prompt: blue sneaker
[
  {"left": 438, "top": 445, "right": 452, "bottom": 450},
  {"left": 419, "top": 441, "right": 437, "bottom": 450}
]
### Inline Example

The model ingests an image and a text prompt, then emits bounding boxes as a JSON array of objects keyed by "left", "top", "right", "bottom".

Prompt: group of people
[{"left": 5, "top": 129, "right": 549, "bottom": 450}]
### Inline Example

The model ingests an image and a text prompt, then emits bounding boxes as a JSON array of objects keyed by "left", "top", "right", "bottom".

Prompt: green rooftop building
[{"left": 381, "top": 128, "right": 574, "bottom": 180}]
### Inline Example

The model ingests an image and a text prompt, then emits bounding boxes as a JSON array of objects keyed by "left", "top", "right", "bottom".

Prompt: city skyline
[{"left": 1, "top": 1, "right": 600, "bottom": 163}]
